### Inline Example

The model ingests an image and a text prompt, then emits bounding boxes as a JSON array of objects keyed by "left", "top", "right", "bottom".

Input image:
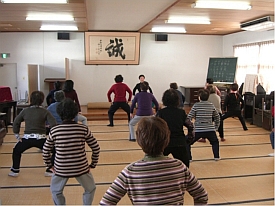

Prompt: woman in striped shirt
[
  {"left": 100, "top": 116, "right": 208, "bottom": 205},
  {"left": 187, "top": 89, "right": 220, "bottom": 161},
  {"left": 43, "top": 98, "right": 100, "bottom": 205}
]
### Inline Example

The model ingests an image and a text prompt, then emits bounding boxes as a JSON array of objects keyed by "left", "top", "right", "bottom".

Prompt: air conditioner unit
[{"left": 240, "top": 16, "right": 274, "bottom": 31}]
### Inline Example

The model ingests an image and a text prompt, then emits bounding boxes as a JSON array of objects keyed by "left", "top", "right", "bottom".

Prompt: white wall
[
  {"left": 0, "top": 33, "right": 44, "bottom": 99},
  {"left": 70, "top": 33, "right": 223, "bottom": 104},
  {"left": 1, "top": 30, "right": 273, "bottom": 105},
  {"left": 0, "top": 32, "right": 223, "bottom": 105}
]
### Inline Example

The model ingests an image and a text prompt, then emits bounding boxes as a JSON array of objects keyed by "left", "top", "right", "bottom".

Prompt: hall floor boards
[{"left": 0, "top": 118, "right": 274, "bottom": 205}]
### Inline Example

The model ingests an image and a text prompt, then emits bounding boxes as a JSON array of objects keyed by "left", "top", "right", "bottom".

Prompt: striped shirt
[
  {"left": 187, "top": 101, "right": 220, "bottom": 132},
  {"left": 43, "top": 121, "right": 100, "bottom": 177},
  {"left": 100, "top": 156, "right": 208, "bottom": 205}
]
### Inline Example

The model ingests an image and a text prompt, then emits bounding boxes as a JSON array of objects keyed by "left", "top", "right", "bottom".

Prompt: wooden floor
[{"left": 0, "top": 110, "right": 274, "bottom": 205}]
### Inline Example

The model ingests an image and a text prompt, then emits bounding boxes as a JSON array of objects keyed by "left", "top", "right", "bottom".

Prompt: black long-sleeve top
[
  {"left": 156, "top": 106, "right": 194, "bottom": 147},
  {"left": 223, "top": 92, "right": 244, "bottom": 111},
  {"left": 133, "top": 82, "right": 153, "bottom": 95}
]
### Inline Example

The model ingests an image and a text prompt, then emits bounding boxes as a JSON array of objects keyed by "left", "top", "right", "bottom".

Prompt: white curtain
[
  {"left": 234, "top": 40, "right": 275, "bottom": 94},
  {"left": 258, "top": 41, "right": 275, "bottom": 93}
]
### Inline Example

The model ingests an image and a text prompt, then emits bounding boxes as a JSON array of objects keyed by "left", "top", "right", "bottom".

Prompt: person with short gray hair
[
  {"left": 47, "top": 90, "right": 78, "bottom": 133},
  {"left": 47, "top": 90, "right": 66, "bottom": 124},
  {"left": 206, "top": 84, "right": 225, "bottom": 141},
  {"left": 46, "top": 81, "right": 62, "bottom": 106}
]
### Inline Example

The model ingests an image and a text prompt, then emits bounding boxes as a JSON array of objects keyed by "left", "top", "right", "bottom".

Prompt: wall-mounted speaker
[
  {"left": 155, "top": 34, "right": 168, "bottom": 41},
  {"left": 57, "top": 32, "right": 70, "bottom": 40}
]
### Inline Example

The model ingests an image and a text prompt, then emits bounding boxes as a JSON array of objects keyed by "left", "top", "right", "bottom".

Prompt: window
[{"left": 234, "top": 40, "right": 275, "bottom": 93}]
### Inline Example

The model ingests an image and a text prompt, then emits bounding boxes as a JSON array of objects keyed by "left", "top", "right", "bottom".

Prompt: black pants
[
  {"left": 11, "top": 138, "right": 54, "bottom": 173},
  {"left": 108, "top": 102, "right": 130, "bottom": 125},
  {"left": 218, "top": 113, "right": 224, "bottom": 138},
  {"left": 188, "top": 131, "right": 220, "bottom": 159},
  {"left": 163, "top": 146, "right": 190, "bottom": 168},
  {"left": 222, "top": 110, "right": 247, "bottom": 130}
]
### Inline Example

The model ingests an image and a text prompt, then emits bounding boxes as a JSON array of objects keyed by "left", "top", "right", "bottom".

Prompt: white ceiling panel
[
  {"left": 86, "top": 0, "right": 177, "bottom": 31},
  {"left": 0, "top": 0, "right": 274, "bottom": 35}
]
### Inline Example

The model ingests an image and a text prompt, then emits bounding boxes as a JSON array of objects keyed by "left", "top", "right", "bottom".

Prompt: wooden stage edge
[{"left": 81, "top": 105, "right": 192, "bottom": 121}]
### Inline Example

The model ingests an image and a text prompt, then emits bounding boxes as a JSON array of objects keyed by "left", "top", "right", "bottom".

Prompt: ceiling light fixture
[
  {"left": 191, "top": 1, "right": 252, "bottom": 10},
  {"left": 40, "top": 25, "right": 78, "bottom": 31},
  {"left": 26, "top": 15, "right": 74, "bottom": 21},
  {"left": 1, "top": 0, "right": 67, "bottom": 3},
  {"left": 151, "top": 27, "right": 186, "bottom": 33},
  {"left": 166, "top": 18, "right": 210, "bottom": 24}
]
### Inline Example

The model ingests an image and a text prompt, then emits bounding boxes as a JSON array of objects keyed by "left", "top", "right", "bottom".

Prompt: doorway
[{"left": 0, "top": 63, "right": 17, "bottom": 100}]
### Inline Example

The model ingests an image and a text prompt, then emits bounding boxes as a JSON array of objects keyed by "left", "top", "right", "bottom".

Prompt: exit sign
[{"left": 1, "top": 53, "right": 10, "bottom": 58}]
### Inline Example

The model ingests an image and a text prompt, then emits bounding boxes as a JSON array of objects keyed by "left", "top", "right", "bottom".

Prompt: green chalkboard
[{"left": 207, "top": 57, "right": 237, "bottom": 83}]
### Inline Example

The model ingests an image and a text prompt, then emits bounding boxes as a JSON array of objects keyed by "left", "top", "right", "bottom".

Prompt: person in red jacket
[{"left": 107, "top": 74, "right": 132, "bottom": 127}]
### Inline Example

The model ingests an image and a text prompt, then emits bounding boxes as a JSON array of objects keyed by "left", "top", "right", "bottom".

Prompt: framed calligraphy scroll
[{"left": 85, "top": 32, "right": 140, "bottom": 65}]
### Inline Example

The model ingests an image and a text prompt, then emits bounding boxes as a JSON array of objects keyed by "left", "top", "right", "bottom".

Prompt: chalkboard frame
[{"left": 207, "top": 57, "right": 238, "bottom": 83}]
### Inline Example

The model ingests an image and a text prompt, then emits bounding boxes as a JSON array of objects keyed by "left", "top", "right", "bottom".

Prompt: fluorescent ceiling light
[
  {"left": 166, "top": 18, "right": 210, "bottom": 24},
  {"left": 192, "top": 1, "right": 252, "bottom": 10},
  {"left": 1, "top": 0, "right": 67, "bottom": 3},
  {"left": 26, "top": 15, "right": 74, "bottom": 21},
  {"left": 40, "top": 25, "right": 78, "bottom": 31},
  {"left": 151, "top": 27, "right": 186, "bottom": 33}
]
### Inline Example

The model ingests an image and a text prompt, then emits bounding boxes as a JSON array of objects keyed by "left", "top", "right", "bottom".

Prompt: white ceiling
[
  {"left": 0, "top": 0, "right": 274, "bottom": 35},
  {"left": 86, "top": 0, "right": 178, "bottom": 31}
]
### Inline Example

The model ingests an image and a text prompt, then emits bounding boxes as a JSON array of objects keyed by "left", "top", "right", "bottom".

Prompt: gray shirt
[
  {"left": 13, "top": 106, "right": 56, "bottom": 134},
  {"left": 207, "top": 93, "right": 222, "bottom": 114}
]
